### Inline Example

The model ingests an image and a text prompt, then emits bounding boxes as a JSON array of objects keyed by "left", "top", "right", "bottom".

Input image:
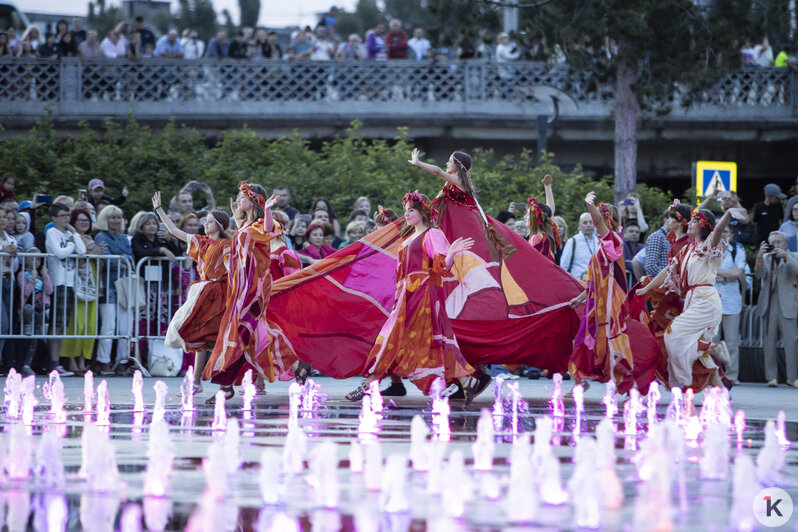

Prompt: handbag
[
  {"left": 114, "top": 275, "right": 146, "bottom": 310},
  {"left": 74, "top": 261, "right": 98, "bottom": 302},
  {"left": 148, "top": 338, "right": 182, "bottom": 377}
]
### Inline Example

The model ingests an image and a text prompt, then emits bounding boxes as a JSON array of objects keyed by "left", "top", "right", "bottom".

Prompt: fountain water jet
[
  {"left": 288, "top": 382, "right": 302, "bottom": 430},
  {"left": 601, "top": 380, "right": 618, "bottom": 419},
  {"left": 7, "top": 423, "right": 32, "bottom": 480},
  {"left": 568, "top": 437, "right": 601, "bottom": 529},
  {"left": 242, "top": 369, "right": 257, "bottom": 412},
  {"left": 549, "top": 373, "right": 565, "bottom": 417},
  {"left": 363, "top": 441, "right": 383, "bottom": 492},
  {"left": 282, "top": 426, "right": 307, "bottom": 475},
  {"left": 143, "top": 420, "right": 174, "bottom": 497},
  {"left": 506, "top": 433, "right": 536, "bottom": 523},
  {"left": 96, "top": 379, "right": 111, "bottom": 426},
  {"left": 441, "top": 450, "right": 472, "bottom": 518},
  {"left": 572, "top": 384, "right": 584, "bottom": 436},
  {"left": 34, "top": 430, "right": 65, "bottom": 490},
  {"left": 4, "top": 368, "right": 22, "bottom": 419},
  {"left": 729, "top": 454, "right": 759, "bottom": 532},
  {"left": 78, "top": 423, "right": 121, "bottom": 492},
  {"left": 180, "top": 367, "right": 195, "bottom": 412},
  {"left": 83, "top": 370, "right": 94, "bottom": 413},
  {"left": 223, "top": 418, "right": 242, "bottom": 474},
  {"left": 431, "top": 381, "right": 451, "bottom": 441},
  {"left": 472, "top": 409, "right": 495, "bottom": 471},
  {"left": 775, "top": 410, "right": 791, "bottom": 448},
  {"left": 409, "top": 415, "right": 430, "bottom": 471},
  {"left": 309, "top": 441, "right": 339, "bottom": 508},
  {"left": 595, "top": 418, "right": 623, "bottom": 509},
  {"left": 348, "top": 441, "right": 364, "bottom": 473},
  {"left": 152, "top": 381, "right": 168, "bottom": 424},
  {"left": 734, "top": 410, "right": 746, "bottom": 448},
  {"left": 358, "top": 396, "right": 378, "bottom": 434},
  {"left": 368, "top": 380, "right": 383, "bottom": 416},
  {"left": 380, "top": 454, "right": 409, "bottom": 513},
  {"left": 259, "top": 449, "right": 282, "bottom": 505},
  {"left": 47, "top": 370, "right": 67, "bottom": 423},
  {"left": 131, "top": 370, "right": 144, "bottom": 412},
  {"left": 492, "top": 376, "right": 505, "bottom": 432},
  {"left": 211, "top": 389, "right": 227, "bottom": 431},
  {"left": 21, "top": 375, "right": 37, "bottom": 426},
  {"left": 666, "top": 387, "right": 684, "bottom": 425},
  {"left": 699, "top": 422, "right": 729, "bottom": 480},
  {"left": 646, "top": 382, "right": 660, "bottom": 430},
  {"left": 756, "top": 419, "right": 785, "bottom": 486}
]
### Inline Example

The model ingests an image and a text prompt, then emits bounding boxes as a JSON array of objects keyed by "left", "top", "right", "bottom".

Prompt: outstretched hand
[
  {"left": 229, "top": 197, "right": 237, "bottom": 214},
  {"left": 152, "top": 191, "right": 162, "bottom": 210},
  {"left": 541, "top": 174, "right": 553, "bottom": 187},
  {"left": 728, "top": 207, "right": 748, "bottom": 221},
  {"left": 408, "top": 148, "right": 420, "bottom": 167},
  {"left": 449, "top": 237, "right": 474, "bottom": 255},
  {"left": 265, "top": 194, "right": 280, "bottom": 210},
  {"left": 584, "top": 191, "right": 597, "bottom": 206}
]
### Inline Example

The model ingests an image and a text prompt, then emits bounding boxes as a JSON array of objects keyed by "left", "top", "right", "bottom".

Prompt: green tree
[
  {"left": 87, "top": 0, "right": 124, "bottom": 37},
  {"left": 238, "top": 0, "right": 260, "bottom": 28},
  {"left": 336, "top": 0, "right": 384, "bottom": 39},
  {"left": 172, "top": 0, "right": 218, "bottom": 41},
  {"left": 513, "top": 0, "right": 757, "bottom": 202}
]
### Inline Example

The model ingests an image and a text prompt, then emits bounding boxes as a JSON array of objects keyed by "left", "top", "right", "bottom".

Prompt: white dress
[{"left": 663, "top": 239, "right": 727, "bottom": 388}]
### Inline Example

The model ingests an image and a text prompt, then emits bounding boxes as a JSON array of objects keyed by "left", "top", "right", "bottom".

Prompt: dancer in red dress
[
  {"left": 154, "top": 192, "right": 231, "bottom": 395},
  {"left": 525, "top": 174, "right": 559, "bottom": 262},
  {"left": 345, "top": 192, "right": 478, "bottom": 402},
  {"left": 567, "top": 192, "right": 658, "bottom": 394},
  {"left": 203, "top": 182, "right": 308, "bottom": 397}
]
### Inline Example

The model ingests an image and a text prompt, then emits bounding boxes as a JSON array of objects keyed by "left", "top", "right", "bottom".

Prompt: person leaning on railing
[
  {"left": 0, "top": 209, "right": 19, "bottom": 374},
  {"left": 93, "top": 205, "right": 134, "bottom": 376}
]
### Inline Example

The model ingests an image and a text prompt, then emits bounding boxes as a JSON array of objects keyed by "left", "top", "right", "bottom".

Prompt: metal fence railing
[
  {"left": 0, "top": 58, "right": 794, "bottom": 114},
  {"left": 0, "top": 251, "right": 200, "bottom": 377}
]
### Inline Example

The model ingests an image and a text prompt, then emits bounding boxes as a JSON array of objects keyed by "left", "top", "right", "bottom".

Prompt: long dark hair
[
  {"left": 309, "top": 197, "right": 338, "bottom": 221},
  {"left": 526, "top": 200, "right": 558, "bottom": 250},
  {"left": 451, "top": 150, "right": 476, "bottom": 199},
  {"left": 209, "top": 210, "right": 231, "bottom": 239},
  {"left": 69, "top": 208, "right": 93, "bottom": 235},
  {"left": 696, "top": 209, "right": 716, "bottom": 241}
]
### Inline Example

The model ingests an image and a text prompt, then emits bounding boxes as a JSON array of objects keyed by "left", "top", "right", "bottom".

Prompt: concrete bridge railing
[{"left": 0, "top": 58, "right": 794, "bottom": 123}]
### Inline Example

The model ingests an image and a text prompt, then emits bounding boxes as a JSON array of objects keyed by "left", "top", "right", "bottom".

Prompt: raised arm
[
  {"left": 631, "top": 197, "right": 649, "bottom": 233},
  {"left": 152, "top": 191, "right": 190, "bottom": 243},
  {"left": 542, "top": 174, "right": 555, "bottom": 216},
  {"left": 408, "top": 148, "right": 461, "bottom": 188},
  {"left": 445, "top": 237, "right": 474, "bottom": 271},
  {"left": 263, "top": 194, "right": 280, "bottom": 233},
  {"left": 585, "top": 191, "right": 609, "bottom": 237},
  {"left": 708, "top": 208, "right": 740, "bottom": 249},
  {"left": 201, "top": 183, "right": 216, "bottom": 211}
]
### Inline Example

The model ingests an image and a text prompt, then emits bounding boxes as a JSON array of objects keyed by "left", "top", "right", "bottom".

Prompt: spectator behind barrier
[
  {"left": 94, "top": 205, "right": 134, "bottom": 375},
  {"left": 714, "top": 226, "right": 748, "bottom": 384},
  {"left": 753, "top": 183, "right": 786, "bottom": 245},
  {"left": 273, "top": 186, "right": 299, "bottom": 220},
  {"left": 45, "top": 202, "right": 86, "bottom": 377},
  {"left": 559, "top": 212, "right": 598, "bottom": 280},
  {"left": 755, "top": 231, "right": 798, "bottom": 388}
]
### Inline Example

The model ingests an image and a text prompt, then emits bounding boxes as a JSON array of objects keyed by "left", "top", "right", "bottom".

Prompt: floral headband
[
  {"left": 668, "top": 200, "right": 688, "bottom": 225},
  {"left": 527, "top": 197, "right": 550, "bottom": 225},
  {"left": 691, "top": 208, "right": 713, "bottom": 230},
  {"left": 403, "top": 190, "right": 439, "bottom": 224},
  {"left": 207, "top": 213, "right": 224, "bottom": 232},
  {"left": 452, "top": 155, "right": 470, "bottom": 176},
  {"left": 598, "top": 202, "right": 617, "bottom": 230},
  {"left": 239, "top": 181, "right": 265, "bottom": 208}
]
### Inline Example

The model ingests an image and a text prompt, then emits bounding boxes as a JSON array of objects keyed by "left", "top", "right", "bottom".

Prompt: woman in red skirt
[{"left": 154, "top": 191, "right": 231, "bottom": 395}]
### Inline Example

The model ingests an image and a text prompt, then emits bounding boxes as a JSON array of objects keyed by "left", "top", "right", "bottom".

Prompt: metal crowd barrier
[{"left": 0, "top": 251, "right": 201, "bottom": 377}]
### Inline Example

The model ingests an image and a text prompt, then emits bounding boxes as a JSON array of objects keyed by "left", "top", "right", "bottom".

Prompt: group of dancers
[{"left": 154, "top": 148, "right": 744, "bottom": 405}]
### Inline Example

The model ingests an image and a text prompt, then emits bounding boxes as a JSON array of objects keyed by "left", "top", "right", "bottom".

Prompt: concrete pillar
[{"left": 503, "top": 0, "right": 519, "bottom": 33}]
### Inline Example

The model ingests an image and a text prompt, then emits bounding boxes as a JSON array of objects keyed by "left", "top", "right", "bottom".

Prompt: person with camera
[{"left": 755, "top": 231, "right": 798, "bottom": 388}]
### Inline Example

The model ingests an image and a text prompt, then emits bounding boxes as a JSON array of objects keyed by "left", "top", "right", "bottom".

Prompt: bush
[{"left": 2, "top": 113, "right": 676, "bottom": 231}]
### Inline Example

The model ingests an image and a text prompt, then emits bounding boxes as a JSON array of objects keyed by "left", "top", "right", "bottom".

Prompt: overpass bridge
[{"left": 2, "top": 58, "right": 796, "bottom": 191}]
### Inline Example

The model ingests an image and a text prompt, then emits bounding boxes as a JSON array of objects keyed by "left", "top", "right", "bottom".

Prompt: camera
[{"left": 765, "top": 243, "right": 775, "bottom": 253}]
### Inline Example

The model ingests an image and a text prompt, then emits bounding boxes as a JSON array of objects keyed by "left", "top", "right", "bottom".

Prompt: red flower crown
[
  {"left": 239, "top": 181, "right": 266, "bottom": 208},
  {"left": 598, "top": 202, "right": 617, "bottom": 231},
  {"left": 691, "top": 208, "right": 713, "bottom": 230},
  {"left": 403, "top": 190, "right": 439, "bottom": 223},
  {"left": 527, "top": 197, "right": 561, "bottom": 248},
  {"left": 668, "top": 200, "right": 688, "bottom": 225}
]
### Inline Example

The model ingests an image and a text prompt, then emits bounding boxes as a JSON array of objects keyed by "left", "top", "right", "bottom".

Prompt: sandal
[
  {"left": 380, "top": 381, "right": 407, "bottom": 397},
  {"left": 346, "top": 380, "right": 370, "bottom": 402},
  {"left": 461, "top": 376, "right": 480, "bottom": 407},
  {"left": 294, "top": 362, "right": 312, "bottom": 386},
  {"left": 204, "top": 385, "right": 234, "bottom": 404},
  {"left": 192, "top": 383, "right": 203, "bottom": 395}
]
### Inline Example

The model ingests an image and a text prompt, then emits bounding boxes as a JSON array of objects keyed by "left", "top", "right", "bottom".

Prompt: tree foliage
[
  {"left": 172, "top": 0, "right": 218, "bottom": 41},
  {"left": 87, "top": 0, "right": 124, "bottom": 37},
  {"left": 237, "top": 0, "right": 260, "bottom": 28},
  {"left": 4, "top": 114, "right": 676, "bottom": 234}
]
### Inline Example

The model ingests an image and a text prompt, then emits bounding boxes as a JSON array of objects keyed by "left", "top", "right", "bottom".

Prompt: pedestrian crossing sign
[{"left": 694, "top": 161, "right": 737, "bottom": 198}]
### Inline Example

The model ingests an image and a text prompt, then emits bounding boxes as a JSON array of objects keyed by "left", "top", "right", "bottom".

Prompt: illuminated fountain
[
  {"left": 83, "top": 370, "right": 94, "bottom": 414},
  {"left": 180, "top": 367, "right": 195, "bottom": 412},
  {"left": 567, "top": 437, "right": 601, "bottom": 529},
  {"left": 601, "top": 380, "right": 618, "bottom": 419},
  {"left": 151, "top": 381, "right": 168, "bottom": 425},
  {"left": 96, "top": 380, "right": 111, "bottom": 426},
  {"left": 549, "top": 373, "right": 565, "bottom": 417},
  {"left": 131, "top": 370, "right": 144, "bottom": 413},
  {"left": 472, "top": 409, "right": 495, "bottom": 471}
]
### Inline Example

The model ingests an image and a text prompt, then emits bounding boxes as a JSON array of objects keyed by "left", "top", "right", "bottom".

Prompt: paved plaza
[{"left": 0, "top": 375, "right": 796, "bottom": 531}]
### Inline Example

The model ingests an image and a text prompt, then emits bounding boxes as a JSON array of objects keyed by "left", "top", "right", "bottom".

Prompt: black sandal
[
  {"left": 346, "top": 380, "right": 370, "bottom": 401},
  {"left": 380, "top": 381, "right": 407, "bottom": 397},
  {"left": 462, "top": 376, "right": 480, "bottom": 407},
  {"left": 294, "top": 362, "right": 312, "bottom": 385},
  {"left": 204, "top": 385, "right": 235, "bottom": 404}
]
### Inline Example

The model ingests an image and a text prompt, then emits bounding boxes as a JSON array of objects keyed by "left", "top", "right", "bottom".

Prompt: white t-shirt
[
  {"left": 0, "top": 230, "right": 18, "bottom": 275},
  {"left": 559, "top": 232, "right": 599, "bottom": 280},
  {"left": 45, "top": 226, "right": 86, "bottom": 287},
  {"left": 310, "top": 39, "right": 335, "bottom": 60},
  {"left": 408, "top": 37, "right": 431, "bottom": 60}
]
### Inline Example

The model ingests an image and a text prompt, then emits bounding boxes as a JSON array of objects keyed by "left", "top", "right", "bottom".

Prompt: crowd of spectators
[{"left": 1, "top": 170, "right": 798, "bottom": 386}]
